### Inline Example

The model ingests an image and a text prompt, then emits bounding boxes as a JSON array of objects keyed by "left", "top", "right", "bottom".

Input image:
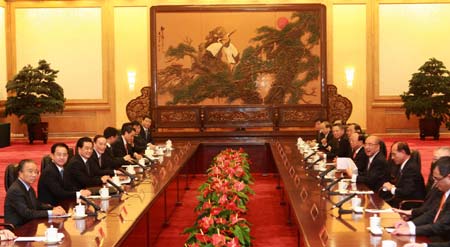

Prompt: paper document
[
  {"left": 15, "top": 237, "right": 45, "bottom": 242},
  {"left": 364, "top": 208, "right": 394, "bottom": 213}
]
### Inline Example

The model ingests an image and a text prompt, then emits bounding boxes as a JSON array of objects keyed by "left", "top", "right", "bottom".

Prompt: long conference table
[{"left": 10, "top": 140, "right": 430, "bottom": 246}]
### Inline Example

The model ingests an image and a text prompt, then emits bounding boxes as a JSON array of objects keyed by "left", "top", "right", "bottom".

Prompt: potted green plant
[
  {"left": 400, "top": 58, "right": 450, "bottom": 140},
  {"left": 4, "top": 60, "right": 65, "bottom": 144}
]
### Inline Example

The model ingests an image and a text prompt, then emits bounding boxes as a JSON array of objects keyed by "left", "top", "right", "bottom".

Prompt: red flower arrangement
[{"left": 184, "top": 148, "right": 254, "bottom": 247}]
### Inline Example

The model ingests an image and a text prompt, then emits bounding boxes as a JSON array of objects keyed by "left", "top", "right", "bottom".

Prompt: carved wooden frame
[{"left": 127, "top": 4, "right": 350, "bottom": 131}]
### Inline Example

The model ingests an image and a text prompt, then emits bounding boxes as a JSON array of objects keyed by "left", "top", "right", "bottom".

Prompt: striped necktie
[{"left": 434, "top": 193, "right": 447, "bottom": 223}]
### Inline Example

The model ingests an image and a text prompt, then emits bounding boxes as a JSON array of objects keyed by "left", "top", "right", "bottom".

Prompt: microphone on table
[
  {"left": 117, "top": 167, "right": 137, "bottom": 181},
  {"left": 107, "top": 179, "right": 126, "bottom": 194},
  {"left": 303, "top": 152, "right": 316, "bottom": 162},
  {"left": 79, "top": 195, "right": 102, "bottom": 212},
  {"left": 331, "top": 193, "right": 357, "bottom": 215},
  {"left": 143, "top": 154, "right": 157, "bottom": 165},
  {"left": 317, "top": 166, "right": 336, "bottom": 180},
  {"left": 305, "top": 157, "right": 323, "bottom": 169},
  {"left": 322, "top": 177, "right": 345, "bottom": 192},
  {"left": 128, "top": 159, "right": 147, "bottom": 170}
]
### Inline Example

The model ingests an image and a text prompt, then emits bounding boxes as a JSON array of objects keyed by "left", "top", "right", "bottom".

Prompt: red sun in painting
[{"left": 277, "top": 17, "right": 289, "bottom": 29}]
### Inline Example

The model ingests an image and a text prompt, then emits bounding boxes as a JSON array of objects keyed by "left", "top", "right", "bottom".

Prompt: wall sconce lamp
[
  {"left": 345, "top": 67, "right": 355, "bottom": 87},
  {"left": 128, "top": 71, "right": 136, "bottom": 91}
]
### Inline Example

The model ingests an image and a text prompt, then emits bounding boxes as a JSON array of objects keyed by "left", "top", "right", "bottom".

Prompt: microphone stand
[
  {"left": 107, "top": 179, "right": 127, "bottom": 194},
  {"left": 331, "top": 193, "right": 357, "bottom": 215},
  {"left": 79, "top": 195, "right": 102, "bottom": 216},
  {"left": 117, "top": 168, "right": 138, "bottom": 183},
  {"left": 305, "top": 157, "right": 323, "bottom": 169},
  {"left": 303, "top": 152, "right": 316, "bottom": 162},
  {"left": 322, "top": 177, "right": 345, "bottom": 195},
  {"left": 317, "top": 166, "right": 336, "bottom": 180},
  {"left": 129, "top": 159, "right": 147, "bottom": 170}
]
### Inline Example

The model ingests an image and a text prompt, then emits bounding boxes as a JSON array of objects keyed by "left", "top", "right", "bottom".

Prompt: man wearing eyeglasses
[
  {"left": 4, "top": 159, "right": 66, "bottom": 227},
  {"left": 393, "top": 156, "right": 450, "bottom": 243},
  {"left": 38, "top": 143, "right": 91, "bottom": 205},
  {"left": 346, "top": 135, "right": 389, "bottom": 191},
  {"left": 393, "top": 147, "right": 450, "bottom": 220}
]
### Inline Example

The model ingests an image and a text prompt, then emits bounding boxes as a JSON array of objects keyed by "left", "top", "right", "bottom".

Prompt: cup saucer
[
  {"left": 72, "top": 214, "right": 87, "bottom": 220},
  {"left": 43, "top": 239, "right": 60, "bottom": 245}
]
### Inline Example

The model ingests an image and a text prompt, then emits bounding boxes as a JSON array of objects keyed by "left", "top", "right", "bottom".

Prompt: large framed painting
[{"left": 150, "top": 4, "right": 327, "bottom": 130}]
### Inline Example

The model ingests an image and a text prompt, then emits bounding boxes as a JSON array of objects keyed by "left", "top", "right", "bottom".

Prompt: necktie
[
  {"left": 60, "top": 169, "right": 64, "bottom": 179},
  {"left": 28, "top": 188, "right": 37, "bottom": 209},
  {"left": 85, "top": 161, "right": 91, "bottom": 176},
  {"left": 434, "top": 194, "right": 447, "bottom": 223},
  {"left": 99, "top": 155, "right": 102, "bottom": 168},
  {"left": 353, "top": 150, "right": 357, "bottom": 159}
]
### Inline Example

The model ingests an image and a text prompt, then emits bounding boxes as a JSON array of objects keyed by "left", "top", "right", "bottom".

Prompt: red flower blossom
[
  {"left": 226, "top": 237, "right": 241, "bottom": 247},
  {"left": 218, "top": 194, "right": 228, "bottom": 205},
  {"left": 198, "top": 216, "right": 214, "bottom": 231},
  {"left": 194, "top": 233, "right": 211, "bottom": 243},
  {"left": 233, "top": 181, "right": 245, "bottom": 192},
  {"left": 211, "top": 233, "right": 226, "bottom": 246}
]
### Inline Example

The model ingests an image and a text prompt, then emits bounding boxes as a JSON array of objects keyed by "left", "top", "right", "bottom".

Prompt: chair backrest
[
  {"left": 41, "top": 155, "right": 52, "bottom": 173},
  {"left": 410, "top": 149, "right": 422, "bottom": 171},
  {"left": 4, "top": 163, "right": 19, "bottom": 192}
]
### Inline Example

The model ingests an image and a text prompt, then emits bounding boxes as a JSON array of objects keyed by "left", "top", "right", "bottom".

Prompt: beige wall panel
[
  {"left": 379, "top": 3, "right": 450, "bottom": 96},
  {"left": 15, "top": 8, "right": 103, "bottom": 100},
  {"left": 332, "top": 4, "right": 366, "bottom": 128},
  {"left": 0, "top": 7, "right": 6, "bottom": 100},
  {"left": 114, "top": 6, "right": 149, "bottom": 126}
]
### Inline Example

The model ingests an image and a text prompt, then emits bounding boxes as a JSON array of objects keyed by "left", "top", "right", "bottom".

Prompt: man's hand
[
  {"left": 0, "top": 229, "right": 16, "bottom": 240},
  {"left": 80, "top": 189, "right": 91, "bottom": 197},
  {"left": 392, "top": 225, "right": 412, "bottom": 235},
  {"left": 403, "top": 243, "right": 426, "bottom": 247},
  {"left": 345, "top": 167, "right": 354, "bottom": 177},
  {"left": 383, "top": 182, "right": 393, "bottom": 191},
  {"left": 101, "top": 175, "right": 111, "bottom": 184},
  {"left": 134, "top": 153, "right": 143, "bottom": 160},
  {"left": 52, "top": 206, "right": 66, "bottom": 216},
  {"left": 394, "top": 220, "right": 408, "bottom": 228},
  {"left": 123, "top": 155, "right": 133, "bottom": 162}
]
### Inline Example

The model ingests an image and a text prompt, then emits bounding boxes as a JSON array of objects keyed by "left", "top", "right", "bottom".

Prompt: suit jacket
[
  {"left": 133, "top": 135, "right": 147, "bottom": 154},
  {"left": 139, "top": 126, "right": 153, "bottom": 144},
  {"left": 4, "top": 179, "right": 52, "bottom": 227},
  {"left": 411, "top": 187, "right": 443, "bottom": 219},
  {"left": 389, "top": 158, "right": 426, "bottom": 207},
  {"left": 413, "top": 193, "right": 450, "bottom": 241},
  {"left": 38, "top": 162, "right": 76, "bottom": 206},
  {"left": 356, "top": 152, "right": 388, "bottom": 191},
  {"left": 328, "top": 136, "right": 352, "bottom": 159},
  {"left": 111, "top": 137, "right": 133, "bottom": 158},
  {"left": 353, "top": 146, "right": 369, "bottom": 174},
  {"left": 103, "top": 145, "right": 126, "bottom": 169},
  {"left": 318, "top": 132, "right": 333, "bottom": 152},
  {"left": 64, "top": 154, "right": 104, "bottom": 191},
  {"left": 429, "top": 242, "right": 450, "bottom": 247},
  {"left": 88, "top": 151, "right": 115, "bottom": 177}
]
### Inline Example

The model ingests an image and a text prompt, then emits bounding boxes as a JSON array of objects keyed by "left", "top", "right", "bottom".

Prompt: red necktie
[{"left": 434, "top": 194, "right": 447, "bottom": 223}]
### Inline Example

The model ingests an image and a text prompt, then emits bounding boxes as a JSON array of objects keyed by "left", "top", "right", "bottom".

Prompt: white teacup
[
  {"left": 126, "top": 165, "right": 136, "bottom": 175},
  {"left": 45, "top": 225, "right": 58, "bottom": 242},
  {"left": 99, "top": 187, "right": 109, "bottom": 199},
  {"left": 381, "top": 240, "right": 397, "bottom": 247},
  {"left": 351, "top": 196, "right": 362, "bottom": 209},
  {"left": 74, "top": 204, "right": 86, "bottom": 217},
  {"left": 101, "top": 199, "right": 109, "bottom": 212},
  {"left": 338, "top": 181, "right": 348, "bottom": 191},
  {"left": 370, "top": 214, "right": 381, "bottom": 229},
  {"left": 138, "top": 158, "right": 146, "bottom": 166},
  {"left": 146, "top": 149, "right": 155, "bottom": 156},
  {"left": 112, "top": 175, "right": 121, "bottom": 185}
]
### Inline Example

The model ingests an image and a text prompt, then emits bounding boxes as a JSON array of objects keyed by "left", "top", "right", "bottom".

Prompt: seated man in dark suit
[
  {"left": 131, "top": 121, "right": 147, "bottom": 154},
  {"left": 314, "top": 118, "right": 323, "bottom": 143},
  {"left": 64, "top": 137, "right": 111, "bottom": 191},
  {"left": 140, "top": 115, "right": 154, "bottom": 145},
  {"left": 327, "top": 123, "right": 352, "bottom": 159},
  {"left": 346, "top": 122, "right": 362, "bottom": 139},
  {"left": 38, "top": 143, "right": 91, "bottom": 205},
  {"left": 347, "top": 135, "right": 389, "bottom": 192},
  {"left": 4, "top": 159, "right": 66, "bottom": 227},
  {"left": 90, "top": 135, "right": 119, "bottom": 175},
  {"left": 350, "top": 132, "right": 368, "bottom": 173},
  {"left": 393, "top": 147, "right": 450, "bottom": 220},
  {"left": 392, "top": 157, "right": 450, "bottom": 242},
  {"left": 103, "top": 127, "right": 130, "bottom": 169},
  {"left": 318, "top": 121, "right": 333, "bottom": 152},
  {"left": 382, "top": 142, "right": 426, "bottom": 208},
  {"left": 111, "top": 123, "right": 143, "bottom": 161}
]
